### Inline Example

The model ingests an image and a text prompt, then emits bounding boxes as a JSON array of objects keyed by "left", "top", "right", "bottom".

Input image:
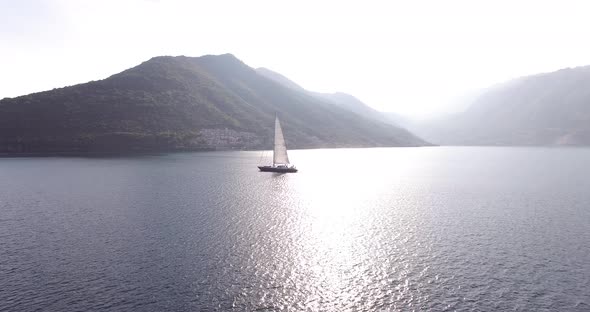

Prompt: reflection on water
[{"left": 1, "top": 147, "right": 590, "bottom": 311}]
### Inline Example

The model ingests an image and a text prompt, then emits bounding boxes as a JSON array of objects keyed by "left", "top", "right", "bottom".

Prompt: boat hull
[{"left": 258, "top": 166, "right": 298, "bottom": 173}]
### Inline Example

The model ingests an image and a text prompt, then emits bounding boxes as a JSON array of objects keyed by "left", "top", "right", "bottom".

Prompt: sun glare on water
[{"left": 262, "top": 148, "right": 436, "bottom": 309}]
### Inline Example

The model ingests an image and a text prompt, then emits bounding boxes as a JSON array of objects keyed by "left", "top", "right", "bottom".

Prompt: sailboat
[{"left": 258, "top": 115, "right": 298, "bottom": 173}]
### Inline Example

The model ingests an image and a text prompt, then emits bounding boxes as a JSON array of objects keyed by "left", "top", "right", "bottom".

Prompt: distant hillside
[
  {"left": 0, "top": 54, "right": 429, "bottom": 153},
  {"left": 255, "top": 67, "right": 414, "bottom": 131},
  {"left": 255, "top": 67, "right": 305, "bottom": 92},
  {"left": 415, "top": 66, "right": 590, "bottom": 146},
  {"left": 311, "top": 92, "right": 397, "bottom": 125},
  {"left": 381, "top": 112, "right": 415, "bottom": 131}
]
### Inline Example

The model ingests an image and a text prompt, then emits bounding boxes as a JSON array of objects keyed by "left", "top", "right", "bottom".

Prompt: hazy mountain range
[
  {"left": 263, "top": 62, "right": 590, "bottom": 147},
  {"left": 411, "top": 66, "right": 590, "bottom": 146},
  {"left": 0, "top": 54, "right": 428, "bottom": 153},
  {"left": 2, "top": 53, "right": 590, "bottom": 154},
  {"left": 256, "top": 67, "right": 398, "bottom": 128}
]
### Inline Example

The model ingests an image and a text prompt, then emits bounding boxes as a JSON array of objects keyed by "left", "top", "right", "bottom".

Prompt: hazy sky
[{"left": 2, "top": 0, "right": 590, "bottom": 118}]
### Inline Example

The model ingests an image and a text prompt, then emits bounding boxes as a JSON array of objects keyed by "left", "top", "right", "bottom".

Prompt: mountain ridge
[
  {"left": 254, "top": 67, "right": 410, "bottom": 130},
  {"left": 412, "top": 65, "right": 590, "bottom": 146},
  {"left": 0, "top": 54, "right": 430, "bottom": 154}
]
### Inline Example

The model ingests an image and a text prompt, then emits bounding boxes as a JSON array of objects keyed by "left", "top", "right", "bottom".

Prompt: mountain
[
  {"left": 254, "top": 68, "right": 410, "bottom": 129},
  {"left": 0, "top": 54, "right": 429, "bottom": 153},
  {"left": 415, "top": 66, "right": 590, "bottom": 146},
  {"left": 255, "top": 67, "right": 305, "bottom": 92},
  {"left": 311, "top": 92, "right": 396, "bottom": 125},
  {"left": 382, "top": 112, "right": 415, "bottom": 131}
]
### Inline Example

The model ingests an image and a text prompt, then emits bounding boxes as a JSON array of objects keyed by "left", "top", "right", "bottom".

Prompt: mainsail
[
  {"left": 273, "top": 116, "right": 290, "bottom": 165},
  {"left": 257, "top": 114, "right": 297, "bottom": 172}
]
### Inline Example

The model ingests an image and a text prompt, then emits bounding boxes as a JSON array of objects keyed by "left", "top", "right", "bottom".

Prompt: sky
[{"left": 1, "top": 0, "right": 590, "bottom": 119}]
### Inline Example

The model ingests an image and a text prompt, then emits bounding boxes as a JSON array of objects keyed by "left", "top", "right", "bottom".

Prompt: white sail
[{"left": 273, "top": 116, "right": 290, "bottom": 165}]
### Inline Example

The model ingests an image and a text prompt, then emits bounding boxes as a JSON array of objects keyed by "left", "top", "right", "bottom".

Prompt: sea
[{"left": 1, "top": 147, "right": 589, "bottom": 311}]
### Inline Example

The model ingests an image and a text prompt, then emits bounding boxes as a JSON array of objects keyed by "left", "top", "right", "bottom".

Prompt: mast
[{"left": 273, "top": 115, "right": 290, "bottom": 165}]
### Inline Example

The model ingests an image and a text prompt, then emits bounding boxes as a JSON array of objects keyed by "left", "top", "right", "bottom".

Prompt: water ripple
[{"left": 0, "top": 148, "right": 589, "bottom": 311}]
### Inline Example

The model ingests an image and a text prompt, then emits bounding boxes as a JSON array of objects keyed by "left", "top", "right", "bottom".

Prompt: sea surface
[{"left": 1, "top": 147, "right": 589, "bottom": 311}]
